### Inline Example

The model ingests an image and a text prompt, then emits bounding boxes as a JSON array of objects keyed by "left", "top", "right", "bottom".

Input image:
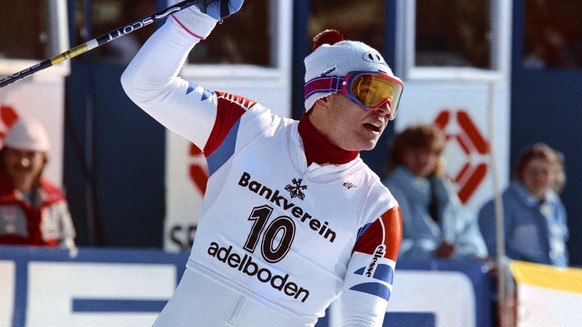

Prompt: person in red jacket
[{"left": 0, "top": 118, "right": 75, "bottom": 248}]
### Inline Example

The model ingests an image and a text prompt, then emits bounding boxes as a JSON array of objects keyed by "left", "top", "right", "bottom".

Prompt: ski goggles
[{"left": 304, "top": 71, "right": 404, "bottom": 120}]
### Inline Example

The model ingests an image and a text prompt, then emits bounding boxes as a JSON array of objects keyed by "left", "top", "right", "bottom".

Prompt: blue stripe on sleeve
[
  {"left": 349, "top": 282, "right": 391, "bottom": 301},
  {"left": 206, "top": 119, "right": 241, "bottom": 176}
]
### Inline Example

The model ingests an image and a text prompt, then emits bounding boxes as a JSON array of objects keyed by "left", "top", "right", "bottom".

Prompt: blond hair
[{"left": 514, "top": 143, "right": 566, "bottom": 193}]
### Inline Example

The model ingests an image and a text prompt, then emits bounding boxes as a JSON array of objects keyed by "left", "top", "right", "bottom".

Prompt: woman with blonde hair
[
  {"left": 383, "top": 124, "right": 487, "bottom": 259},
  {"left": 478, "top": 143, "right": 568, "bottom": 266}
]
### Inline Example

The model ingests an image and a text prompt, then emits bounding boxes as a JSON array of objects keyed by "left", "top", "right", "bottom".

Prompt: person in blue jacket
[
  {"left": 478, "top": 143, "right": 568, "bottom": 267},
  {"left": 383, "top": 124, "right": 487, "bottom": 260}
]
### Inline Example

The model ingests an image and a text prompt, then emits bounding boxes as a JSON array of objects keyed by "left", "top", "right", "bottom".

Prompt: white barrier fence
[{"left": 0, "top": 246, "right": 492, "bottom": 327}]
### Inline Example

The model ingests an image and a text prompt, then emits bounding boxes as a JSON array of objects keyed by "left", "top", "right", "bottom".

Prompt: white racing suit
[{"left": 121, "top": 9, "right": 402, "bottom": 327}]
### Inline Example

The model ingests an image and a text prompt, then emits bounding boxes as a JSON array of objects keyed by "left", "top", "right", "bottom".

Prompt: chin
[
  {"left": 346, "top": 137, "right": 379, "bottom": 151},
  {"left": 359, "top": 142, "right": 377, "bottom": 151}
]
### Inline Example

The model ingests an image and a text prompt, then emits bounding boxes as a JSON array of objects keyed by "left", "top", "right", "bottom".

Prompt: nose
[
  {"left": 374, "top": 101, "right": 392, "bottom": 119},
  {"left": 19, "top": 156, "right": 31, "bottom": 168}
]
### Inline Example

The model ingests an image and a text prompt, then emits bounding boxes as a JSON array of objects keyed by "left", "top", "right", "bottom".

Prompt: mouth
[{"left": 363, "top": 121, "right": 383, "bottom": 133}]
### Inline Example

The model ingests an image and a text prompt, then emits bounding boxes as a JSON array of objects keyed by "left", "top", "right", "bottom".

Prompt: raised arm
[{"left": 121, "top": 1, "right": 242, "bottom": 149}]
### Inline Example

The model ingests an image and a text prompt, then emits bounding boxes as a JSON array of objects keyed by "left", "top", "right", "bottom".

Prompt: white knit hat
[
  {"left": 3, "top": 118, "right": 50, "bottom": 152},
  {"left": 304, "top": 31, "right": 395, "bottom": 111}
]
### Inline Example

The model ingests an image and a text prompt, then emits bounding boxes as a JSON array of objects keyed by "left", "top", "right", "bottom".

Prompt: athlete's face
[
  {"left": 309, "top": 94, "right": 391, "bottom": 151},
  {"left": 1, "top": 147, "right": 46, "bottom": 193}
]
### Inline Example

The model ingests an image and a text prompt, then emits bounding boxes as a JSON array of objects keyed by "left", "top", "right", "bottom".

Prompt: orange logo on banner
[
  {"left": 188, "top": 144, "right": 208, "bottom": 194},
  {"left": 0, "top": 105, "right": 20, "bottom": 141},
  {"left": 434, "top": 110, "right": 489, "bottom": 204}
]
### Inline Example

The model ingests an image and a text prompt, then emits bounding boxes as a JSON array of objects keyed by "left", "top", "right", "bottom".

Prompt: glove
[
  {"left": 172, "top": 0, "right": 244, "bottom": 39},
  {"left": 195, "top": 0, "right": 244, "bottom": 20}
]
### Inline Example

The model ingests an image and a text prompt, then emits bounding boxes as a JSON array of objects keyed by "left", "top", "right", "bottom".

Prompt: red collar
[{"left": 297, "top": 113, "right": 359, "bottom": 165}]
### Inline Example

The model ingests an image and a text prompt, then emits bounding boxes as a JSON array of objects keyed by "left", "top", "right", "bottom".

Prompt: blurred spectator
[
  {"left": 0, "top": 118, "right": 76, "bottom": 248},
  {"left": 478, "top": 143, "right": 568, "bottom": 267},
  {"left": 522, "top": 0, "right": 582, "bottom": 69},
  {"left": 382, "top": 124, "right": 487, "bottom": 260}
]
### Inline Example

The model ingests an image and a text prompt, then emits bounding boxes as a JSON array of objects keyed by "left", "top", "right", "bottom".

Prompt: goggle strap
[{"left": 303, "top": 76, "right": 342, "bottom": 100}]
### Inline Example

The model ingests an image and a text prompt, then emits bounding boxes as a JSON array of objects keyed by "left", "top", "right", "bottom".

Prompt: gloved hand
[
  {"left": 172, "top": 0, "right": 244, "bottom": 40},
  {"left": 195, "top": 0, "right": 244, "bottom": 20}
]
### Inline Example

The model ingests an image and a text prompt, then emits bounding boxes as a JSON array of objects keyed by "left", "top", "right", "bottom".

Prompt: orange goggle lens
[
  {"left": 304, "top": 71, "right": 405, "bottom": 120},
  {"left": 344, "top": 72, "right": 404, "bottom": 118}
]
